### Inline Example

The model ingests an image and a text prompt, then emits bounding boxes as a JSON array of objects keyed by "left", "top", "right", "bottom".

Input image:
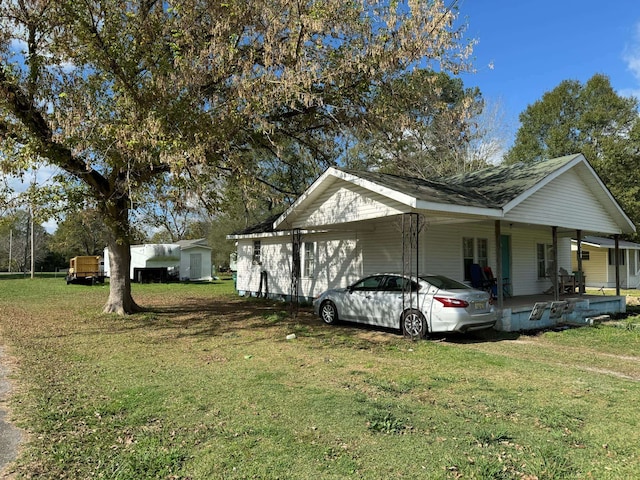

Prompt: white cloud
[{"left": 622, "top": 21, "right": 640, "bottom": 99}]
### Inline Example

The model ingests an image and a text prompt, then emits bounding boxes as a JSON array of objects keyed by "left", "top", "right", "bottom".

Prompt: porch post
[
  {"left": 576, "top": 229, "right": 584, "bottom": 295},
  {"left": 552, "top": 226, "right": 559, "bottom": 301},
  {"left": 494, "top": 221, "right": 503, "bottom": 308},
  {"left": 626, "top": 250, "right": 630, "bottom": 292},
  {"left": 615, "top": 234, "right": 621, "bottom": 296}
]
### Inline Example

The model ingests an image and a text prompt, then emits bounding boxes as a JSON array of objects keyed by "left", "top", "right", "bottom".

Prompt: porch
[{"left": 495, "top": 293, "right": 626, "bottom": 332}]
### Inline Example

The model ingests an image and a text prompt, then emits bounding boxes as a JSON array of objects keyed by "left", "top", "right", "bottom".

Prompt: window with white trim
[
  {"left": 303, "top": 242, "right": 315, "bottom": 277},
  {"left": 252, "top": 241, "right": 261, "bottom": 265},
  {"left": 463, "top": 237, "right": 489, "bottom": 281},
  {"left": 537, "top": 243, "right": 553, "bottom": 278},
  {"left": 608, "top": 249, "right": 625, "bottom": 266}
]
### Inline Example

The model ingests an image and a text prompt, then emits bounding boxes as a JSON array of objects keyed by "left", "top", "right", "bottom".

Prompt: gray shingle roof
[
  {"left": 447, "top": 154, "right": 581, "bottom": 206},
  {"left": 341, "top": 154, "right": 581, "bottom": 209}
]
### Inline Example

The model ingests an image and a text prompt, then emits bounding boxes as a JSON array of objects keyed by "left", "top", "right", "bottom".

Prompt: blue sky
[{"left": 456, "top": 0, "right": 640, "bottom": 147}]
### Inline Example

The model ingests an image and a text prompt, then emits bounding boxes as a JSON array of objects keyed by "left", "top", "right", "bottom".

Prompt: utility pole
[
  {"left": 8, "top": 229, "right": 12, "bottom": 272},
  {"left": 30, "top": 206, "right": 35, "bottom": 279}
]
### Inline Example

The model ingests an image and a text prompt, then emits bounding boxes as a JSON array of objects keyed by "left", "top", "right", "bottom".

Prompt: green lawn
[{"left": 1, "top": 277, "right": 640, "bottom": 479}]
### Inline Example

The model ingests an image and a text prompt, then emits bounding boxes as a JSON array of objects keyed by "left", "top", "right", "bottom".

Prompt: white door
[{"left": 190, "top": 253, "right": 202, "bottom": 279}]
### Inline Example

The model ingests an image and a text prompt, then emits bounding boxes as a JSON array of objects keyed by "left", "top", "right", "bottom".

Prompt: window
[
  {"left": 463, "top": 238, "right": 474, "bottom": 281},
  {"left": 351, "top": 275, "right": 385, "bottom": 291},
  {"left": 608, "top": 249, "right": 625, "bottom": 266},
  {"left": 463, "top": 237, "right": 489, "bottom": 281},
  {"left": 303, "top": 242, "right": 315, "bottom": 277},
  {"left": 537, "top": 243, "right": 553, "bottom": 278},
  {"left": 252, "top": 241, "right": 261, "bottom": 265},
  {"left": 580, "top": 250, "right": 590, "bottom": 261},
  {"left": 383, "top": 275, "right": 418, "bottom": 292},
  {"left": 477, "top": 238, "right": 488, "bottom": 267}
]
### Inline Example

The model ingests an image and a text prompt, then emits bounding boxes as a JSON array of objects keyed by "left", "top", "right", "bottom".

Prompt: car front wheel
[
  {"left": 320, "top": 301, "right": 339, "bottom": 325},
  {"left": 402, "top": 309, "right": 427, "bottom": 339}
]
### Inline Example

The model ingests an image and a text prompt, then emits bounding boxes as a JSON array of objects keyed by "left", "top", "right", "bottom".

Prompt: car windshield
[{"left": 420, "top": 275, "right": 471, "bottom": 290}]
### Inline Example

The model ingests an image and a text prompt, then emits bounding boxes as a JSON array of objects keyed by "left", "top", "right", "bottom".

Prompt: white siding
[
  {"left": 422, "top": 223, "right": 494, "bottom": 282},
  {"left": 292, "top": 180, "right": 408, "bottom": 229},
  {"left": 235, "top": 232, "right": 362, "bottom": 299},
  {"left": 236, "top": 220, "right": 581, "bottom": 298},
  {"left": 505, "top": 169, "right": 619, "bottom": 232},
  {"left": 423, "top": 224, "right": 568, "bottom": 296},
  {"left": 300, "top": 232, "right": 362, "bottom": 297}
]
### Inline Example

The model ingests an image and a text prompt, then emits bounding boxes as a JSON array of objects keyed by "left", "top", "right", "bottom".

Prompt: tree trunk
[
  {"left": 103, "top": 239, "right": 141, "bottom": 314},
  {"left": 102, "top": 196, "right": 141, "bottom": 315}
]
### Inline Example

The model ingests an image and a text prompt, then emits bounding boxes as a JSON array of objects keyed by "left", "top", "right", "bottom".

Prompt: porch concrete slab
[{"left": 495, "top": 294, "right": 626, "bottom": 332}]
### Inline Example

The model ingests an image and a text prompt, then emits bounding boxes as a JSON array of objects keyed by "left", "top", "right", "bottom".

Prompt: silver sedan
[{"left": 313, "top": 273, "right": 497, "bottom": 338}]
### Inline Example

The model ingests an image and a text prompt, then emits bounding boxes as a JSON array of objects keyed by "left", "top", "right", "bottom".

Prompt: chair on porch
[
  {"left": 484, "top": 266, "right": 511, "bottom": 298},
  {"left": 470, "top": 264, "right": 497, "bottom": 299}
]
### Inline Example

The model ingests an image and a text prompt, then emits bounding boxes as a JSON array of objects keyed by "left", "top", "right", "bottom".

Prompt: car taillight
[{"left": 434, "top": 297, "right": 469, "bottom": 308}]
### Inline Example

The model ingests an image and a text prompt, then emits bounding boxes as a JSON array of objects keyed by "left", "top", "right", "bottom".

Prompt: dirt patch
[
  {"left": 627, "top": 296, "right": 640, "bottom": 306},
  {"left": 0, "top": 346, "right": 23, "bottom": 479}
]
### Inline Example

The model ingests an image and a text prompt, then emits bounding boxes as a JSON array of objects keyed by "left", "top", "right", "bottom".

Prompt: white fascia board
[
  {"left": 501, "top": 154, "right": 584, "bottom": 214},
  {"left": 571, "top": 240, "right": 604, "bottom": 248},
  {"left": 226, "top": 229, "right": 322, "bottom": 241},
  {"left": 415, "top": 199, "right": 503, "bottom": 218},
  {"left": 571, "top": 238, "right": 640, "bottom": 250}
]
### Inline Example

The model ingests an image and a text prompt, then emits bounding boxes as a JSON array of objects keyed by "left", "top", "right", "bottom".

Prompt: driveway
[{"left": 0, "top": 346, "right": 21, "bottom": 477}]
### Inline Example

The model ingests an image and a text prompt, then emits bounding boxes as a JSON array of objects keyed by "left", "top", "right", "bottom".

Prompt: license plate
[{"left": 474, "top": 301, "right": 486, "bottom": 310}]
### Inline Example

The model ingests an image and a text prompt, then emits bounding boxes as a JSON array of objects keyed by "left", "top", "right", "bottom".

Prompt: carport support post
[
  {"left": 615, "top": 234, "right": 621, "bottom": 296},
  {"left": 552, "top": 226, "right": 559, "bottom": 302},
  {"left": 494, "top": 221, "right": 503, "bottom": 308}
]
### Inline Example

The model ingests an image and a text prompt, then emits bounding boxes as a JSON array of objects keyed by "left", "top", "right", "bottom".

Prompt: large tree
[
  {"left": 505, "top": 74, "right": 640, "bottom": 237},
  {"left": 343, "top": 70, "right": 488, "bottom": 178},
  {"left": 0, "top": 0, "right": 475, "bottom": 313}
]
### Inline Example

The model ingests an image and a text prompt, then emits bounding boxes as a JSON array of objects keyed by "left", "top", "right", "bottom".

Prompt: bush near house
[{"left": 1, "top": 278, "right": 640, "bottom": 479}]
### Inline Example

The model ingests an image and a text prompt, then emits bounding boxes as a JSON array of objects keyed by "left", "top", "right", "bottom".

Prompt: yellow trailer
[{"left": 66, "top": 256, "right": 105, "bottom": 285}]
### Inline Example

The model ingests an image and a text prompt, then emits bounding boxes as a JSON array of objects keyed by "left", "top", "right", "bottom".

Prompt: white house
[
  {"left": 571, "top": 236, "right": 640, "bottom": 289},
  {"left": 228, "top": 154, "right": 636, "bottom": 331},
  {"left": 104, "top": 238, "right": 213, "bottom": 282}
]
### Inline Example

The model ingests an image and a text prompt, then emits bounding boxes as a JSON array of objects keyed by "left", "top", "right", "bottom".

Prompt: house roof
[
  {"left": 176, "top": 238, "right": 208, "bottom": 247},
  {"left": 229, "top": 153, "right": 636, "bottom": 238},
  {"left": 572, "top": 235, "right": 640, "bottom": 250},
  {"left": 337, "top": 153, "right": 582, "bottom": 210},
  {"left": 230, "top": 214, "right": 282, "bottom": 236}
]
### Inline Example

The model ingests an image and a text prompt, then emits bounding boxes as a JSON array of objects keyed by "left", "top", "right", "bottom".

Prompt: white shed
[
  {"left": 104, "top": 238, "right": 212, "bottom": 282},
  {"left": 176, "top": 239, "right": 213, "bottom": 281}
]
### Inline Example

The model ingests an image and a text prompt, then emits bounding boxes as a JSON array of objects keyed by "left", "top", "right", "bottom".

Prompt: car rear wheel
[
  {"left": 320, "top": 301, "right": 338, "bottom": 325},
  {"left": 402, "top": 309, "right": 427, "bottom": 339}
]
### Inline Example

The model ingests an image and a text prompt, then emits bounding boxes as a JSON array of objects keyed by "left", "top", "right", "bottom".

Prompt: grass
[{"left": 1, "top": 277, "right": 640, "bottom": 479}]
